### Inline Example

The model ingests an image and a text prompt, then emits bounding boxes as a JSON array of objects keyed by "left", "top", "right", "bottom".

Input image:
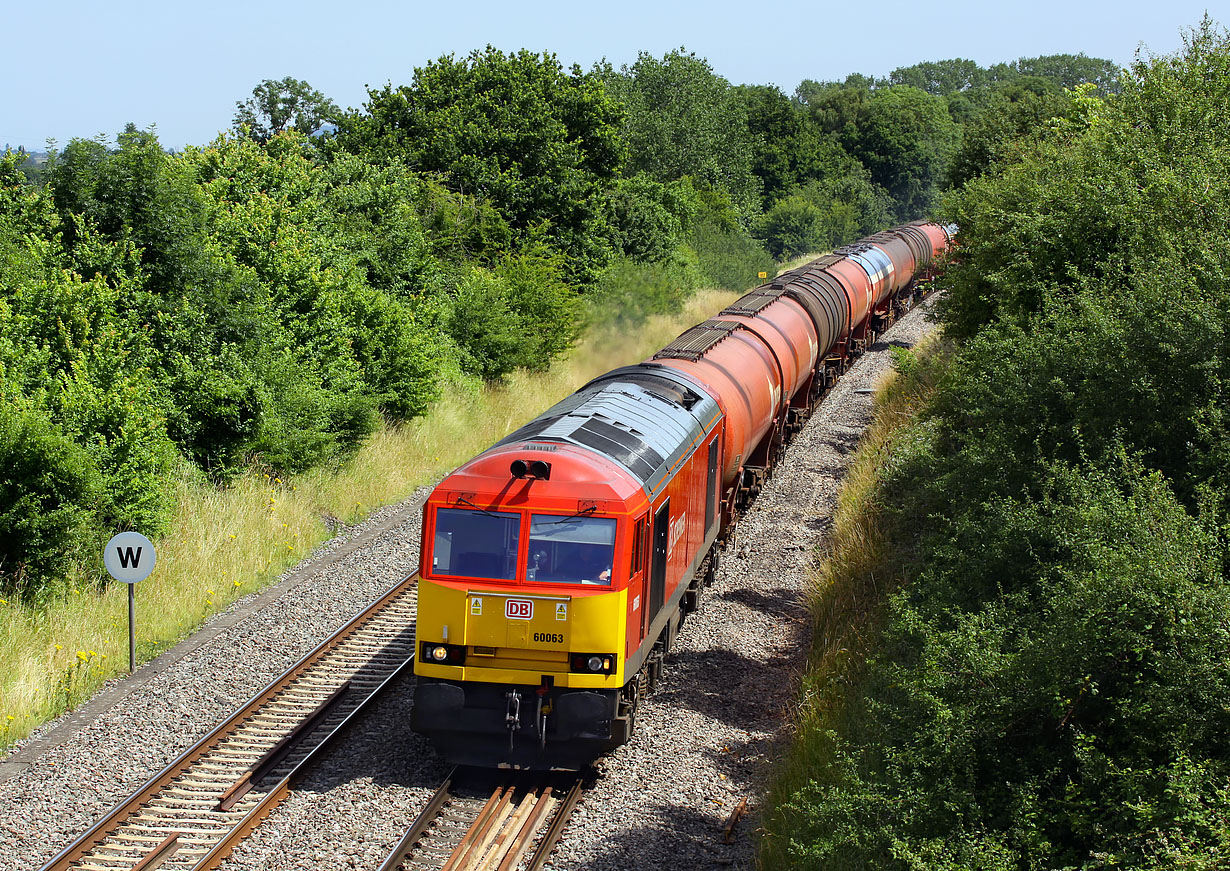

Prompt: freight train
[{"left": 411, "top": 221, "right": 953, "bottom": 769}]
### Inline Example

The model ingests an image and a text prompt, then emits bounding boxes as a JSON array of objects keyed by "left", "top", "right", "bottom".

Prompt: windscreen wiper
[
  {"left": 539, "top": 505, "right": 598, "bottom": 525},
  {"left": 456, "top": 496, "right": 501, "bottom": 518}
]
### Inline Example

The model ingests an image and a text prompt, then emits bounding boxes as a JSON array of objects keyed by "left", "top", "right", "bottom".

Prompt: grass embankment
[
  {"left": 777, "top": 251, "right": 827, "bottom": 274},
  {"left": 0, "top": 288, "right": 740, "bottom": 748},
  {"left": 758, "top": 337, "right": 950, "bottom": 869}
]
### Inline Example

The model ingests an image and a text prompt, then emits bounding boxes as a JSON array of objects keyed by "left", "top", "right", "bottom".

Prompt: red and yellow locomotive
[{"left": 412, "top": 221, "right": 952, "bottom": 768}]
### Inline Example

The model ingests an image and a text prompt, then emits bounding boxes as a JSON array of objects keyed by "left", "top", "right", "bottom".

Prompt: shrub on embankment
[{"left": 762, "top": 20, "right": 1230, "bottom": 869}]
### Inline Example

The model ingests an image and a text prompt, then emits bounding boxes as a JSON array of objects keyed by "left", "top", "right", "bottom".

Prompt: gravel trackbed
[{"left": 0, "top": 297, "right": 938, "bottom": 871}]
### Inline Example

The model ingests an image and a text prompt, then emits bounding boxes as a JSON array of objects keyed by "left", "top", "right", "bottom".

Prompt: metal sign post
[
  {"left": 128, "top": 586, "right": 135, "bottom": 672},
  {"left": 103, "top": 532, "right": 157, "bottom": 672}
]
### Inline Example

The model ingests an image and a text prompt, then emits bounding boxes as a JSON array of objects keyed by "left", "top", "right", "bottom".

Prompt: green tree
[
  {"left": 0, "top": 400, "right": 102, "bottom": 598},
  {"left": 445, "top": 251, "right": 580, "bottom": 381},
  {"left": 735, "top": 84, "right": 829, "bottom": 206},
  {"left": 946, "top": 87, "right": 1076, "bottom": 188},
  {"left": 45, "top": 124, "right": 211, "bottom": 293},
  {"left": 889, "top": 57, "right": 987, "bottom": 95},
  {"left": 843, "top": 86, "right": 960, "bottom": 218},
  {"left": 793, "top": 458, "right": 1230, "bottom": 869},
  {"left": 757, "top": 174, "right": 891, "bottom": 259},
  {"left": 233, "top": 77, "right": 340, "bottom": 143},
  {"left": 604, "top": 173, "right": 693, "bottom": 263},
  {"left": 336, "top": 47, "right": 625, "bottom": 286},
  {"left": 1012, "top": 52, "right": 1121, "bottom": 93},
  {"left": 940, "top": 20, "right": 1229, "bottom": 340},
  {"left": 602, "top": 49, "right": 761, "bottom": 219},
  {"left": 795, "top": 78, "right": 959, "bottom": 218}
]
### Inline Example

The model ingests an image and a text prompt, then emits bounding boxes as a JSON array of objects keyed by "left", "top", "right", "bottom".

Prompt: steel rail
[
  {"left": 40, "top": 574, "right": 419, "bottom": 871},
  {"left": 382, "top": 772, "right": 584, "bottom": 871}
]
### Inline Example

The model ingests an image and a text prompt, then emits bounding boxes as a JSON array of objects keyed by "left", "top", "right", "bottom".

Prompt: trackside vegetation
[
  {"left": 2, "top": 44, "right": 1115, "bottom": 744},
  {"left": 0, "top": 290, "right": 738, "bottom": 746},
  {"left": 762, "top": 18, "right": 1230, "bottom": 869}
]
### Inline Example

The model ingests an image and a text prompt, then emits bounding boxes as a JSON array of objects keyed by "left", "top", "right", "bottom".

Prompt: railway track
[
  {"left": 40, "top": 576, "right": 419, "bottom": 871},
  {"left": 381, "top": 769, "right": 584, "bottom": 871}
]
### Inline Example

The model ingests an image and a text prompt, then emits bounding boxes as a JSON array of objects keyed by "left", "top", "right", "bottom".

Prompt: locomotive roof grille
[
  {"left": 568, "top": 418, "right": 664, "bottom": 482},
  {"left": 606, "top": 373, "right": 703, "bottom": 409},
  {"left": 493, "top": 368, "right": 720, "bottom": 498}
]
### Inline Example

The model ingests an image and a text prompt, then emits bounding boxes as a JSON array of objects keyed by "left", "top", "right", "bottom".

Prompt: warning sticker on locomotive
[
  {"left": 555, "top": 602, "right": 567, "bottom": 621},
  {"left": 470, "top": 597, "right": 482, "bottom": 615},
  {"left": 505, "top": 599, "right": 533, "bottom": 619}
]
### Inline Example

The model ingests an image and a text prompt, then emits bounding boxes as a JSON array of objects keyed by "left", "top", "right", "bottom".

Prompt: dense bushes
[
  {"left": 0, "top": 402, "right": 102, "bottom": 593},
  {"left": 0, "top": 42, "right": 1118, "bottom": 601},
  {"left": 784, "top": 458, "right": 1230, "bottom": 869},
  {"left": 767, "top": 19, "right": 1230, "bottom": 869}
]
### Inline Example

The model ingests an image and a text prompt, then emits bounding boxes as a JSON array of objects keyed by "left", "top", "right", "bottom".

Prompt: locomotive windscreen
[
  {"left": 432, "top": 508, "right": 521, "bottom": 580},
  {"left": 527, "top": 514, "right": 616, "bottom": 586}
]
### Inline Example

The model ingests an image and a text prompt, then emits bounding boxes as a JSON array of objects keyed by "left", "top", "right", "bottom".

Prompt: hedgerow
[{"left": 765, "top": 19, "right": 1230, "bottom": 869}]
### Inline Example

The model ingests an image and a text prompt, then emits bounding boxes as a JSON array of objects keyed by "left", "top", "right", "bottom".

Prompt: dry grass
[
  {"left": 776, "top": 251, "right": 829, "bottom": 275},
  {"left": 0, "top": 288, "right": 740, "bottom": 748},
  {"left": 758, "top": 335, "right": 950, "bottom": 869}
]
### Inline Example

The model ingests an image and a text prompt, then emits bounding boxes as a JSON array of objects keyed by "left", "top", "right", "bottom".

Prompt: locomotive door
[
  {"left": 705, "top": 437, "right": 719, "bottom": 534},
  {"left": 649, "top": 500, "right": 669, "bottom": 625},
  {"left": 630, "top": 514, "right": 648, "bottom": 651}
]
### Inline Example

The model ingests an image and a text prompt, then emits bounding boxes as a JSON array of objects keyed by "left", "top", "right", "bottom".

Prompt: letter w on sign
[{"left": 117, "top": 546, "right": 142, "bottom": 569}]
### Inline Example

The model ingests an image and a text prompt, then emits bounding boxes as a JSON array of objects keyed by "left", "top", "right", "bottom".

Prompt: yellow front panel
[
  {"left": 465, "top": 592, "right": 572, "bottom": 650},
  {"left": 416, "top": 577, "right": 628, "bottom": 687}
]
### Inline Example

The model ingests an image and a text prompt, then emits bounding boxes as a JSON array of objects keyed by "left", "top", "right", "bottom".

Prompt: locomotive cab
[
  {"left": 413, "top": 444, "right": 651, "bottom": 769},
  {"left": 412, "top": 366, "right": 724, "bottom": 770}
]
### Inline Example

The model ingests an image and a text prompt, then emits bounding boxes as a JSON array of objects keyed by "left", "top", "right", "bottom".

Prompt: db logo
[{"left": 505, "top": 599, "right": 533, "bottom": 620}]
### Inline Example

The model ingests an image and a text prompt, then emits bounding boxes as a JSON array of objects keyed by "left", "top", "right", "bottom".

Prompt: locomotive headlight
[
  {"left": 570, "top": 652, "right": 615, "bottom": 674},
  {"left": 431, "top": 645, "right": 449, "bottom": 662}
]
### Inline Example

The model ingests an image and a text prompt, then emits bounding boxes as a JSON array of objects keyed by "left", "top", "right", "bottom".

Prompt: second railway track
[{"left": 41, "top": 576, "right": 419, "bottom": 871}]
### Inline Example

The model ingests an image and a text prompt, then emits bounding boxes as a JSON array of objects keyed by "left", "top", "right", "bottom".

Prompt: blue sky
[{"left": 3, "top": 0, "right": 1218, "bottom": 151}]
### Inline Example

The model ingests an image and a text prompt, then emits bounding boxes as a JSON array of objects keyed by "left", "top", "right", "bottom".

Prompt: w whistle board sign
[
  {"left": 104, "top": 532, "right": 157, "bottom": 584},
  {"left": 505, "top": 599, "right": 533, "bottom": 620}
]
